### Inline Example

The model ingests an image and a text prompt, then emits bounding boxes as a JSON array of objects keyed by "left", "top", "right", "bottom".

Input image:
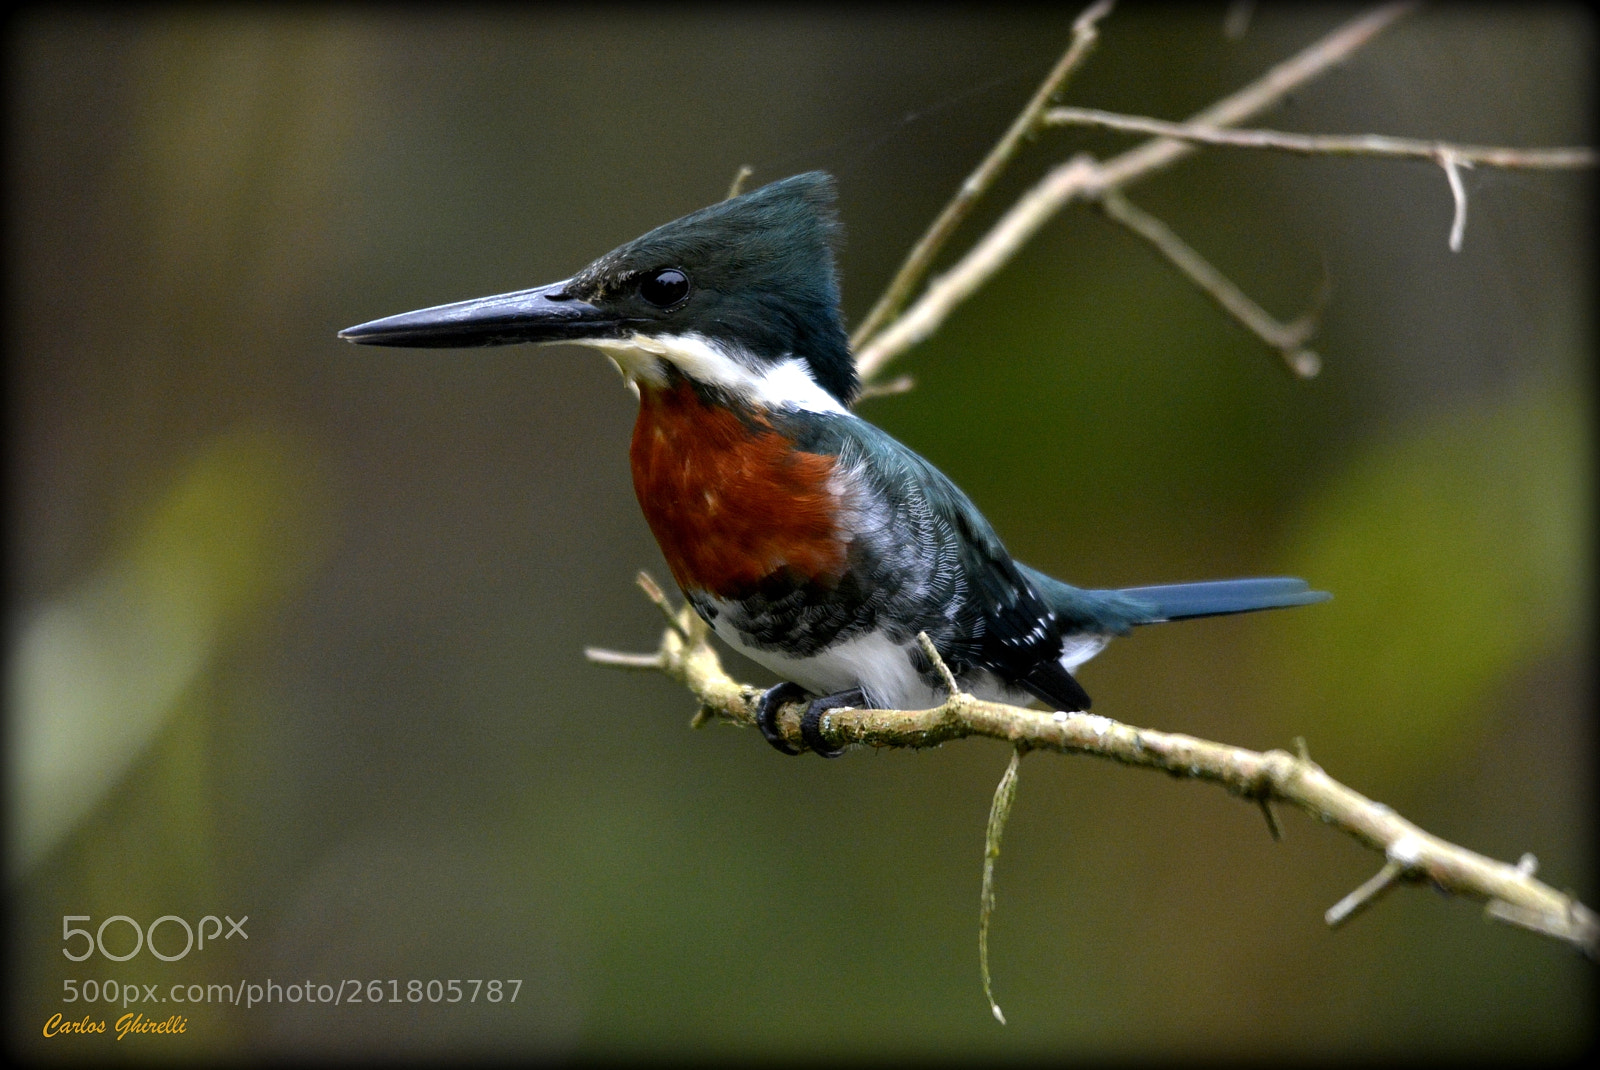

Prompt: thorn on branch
[
  {"left": 1325, "top": 859, "right": 1406, "bottom": 928},
  {"left": 1258, "top": 797, "right": 1282, "bottom": 842}
]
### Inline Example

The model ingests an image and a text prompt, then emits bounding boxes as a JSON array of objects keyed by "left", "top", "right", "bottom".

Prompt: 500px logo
[{"left": 62, "top": 915, "right": 248, "bottom": 962}]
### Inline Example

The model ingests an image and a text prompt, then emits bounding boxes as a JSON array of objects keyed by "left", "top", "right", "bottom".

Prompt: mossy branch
[{"left": 588, "top": 578, "right": 1598, "bottom": 962}]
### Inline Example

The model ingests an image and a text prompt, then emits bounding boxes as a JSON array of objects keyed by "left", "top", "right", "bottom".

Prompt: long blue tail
[
  {"left": 1102, "top": 577, "right": 1331, "bottom": 623},
  {"left": 1018, "top": 564, "right": 1329, "bottom": 632}
]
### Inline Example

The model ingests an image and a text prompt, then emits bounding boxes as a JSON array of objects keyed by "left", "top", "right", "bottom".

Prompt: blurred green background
[{"left": 6, "top": 4, "right": 1592, "bottom": 1060}]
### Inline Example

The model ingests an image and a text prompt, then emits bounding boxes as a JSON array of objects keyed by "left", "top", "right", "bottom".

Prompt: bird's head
[{"left": 340, "top": 172, "right": 858, "bottom": 410}]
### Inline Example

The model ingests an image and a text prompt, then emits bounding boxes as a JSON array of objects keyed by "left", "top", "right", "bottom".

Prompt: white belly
[
  {"left": 712, "top": 621, "right": 937, "bottom": 708},
  {"left": 709, "top": 615, "right": 1109, "bottom": 711}
]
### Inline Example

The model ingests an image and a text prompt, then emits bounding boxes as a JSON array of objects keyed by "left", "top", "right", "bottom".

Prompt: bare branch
[
  {"left": 1098, "top": 188, "right": 1322, "bottom": 377},
  {"left": 1145, "top": 2, "right": 1418, "bottom": 161},
  {"left": 1042, "top": 106, "right": 1600, "bottom": 169},
  {"left": 854, "top": 2, "right": 1416, "bottom": 383},
  {"left": 599, "top": 605, "right": 1600, "bottom": 959},
  {"left": 850, "top": 0, "right": 1116, "bottom": 353},
  {"left": 1046, "top": 108, "right": 1595, "bottom": 254}
]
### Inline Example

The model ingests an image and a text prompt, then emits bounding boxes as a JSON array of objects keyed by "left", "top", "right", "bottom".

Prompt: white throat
[{"left": 576, "top": 331, "right": 850, "bottom": 415}]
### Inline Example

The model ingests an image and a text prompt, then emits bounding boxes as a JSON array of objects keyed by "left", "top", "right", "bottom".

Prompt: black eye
[{"left": 638, "top": 268, "right": 691, "bottom": 309}]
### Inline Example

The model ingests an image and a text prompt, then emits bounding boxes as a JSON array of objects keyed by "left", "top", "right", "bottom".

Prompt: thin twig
[
  {"left": 1325, "top": 859, "right": 1405, "bottom": 927},
  {"left": 854, "top": 2, "right": 1416, "bottom": 382},
  {"left": 1047, "top": 107, "right": 1596, "bottom": 254},
  {"left": 853, "top": 153, "right": 1101, "bottom": 384},
  {"left": 1258, "top": 797, "right": 1282, "bottom": 842},
  {"left": 726, "top": 165, "right": 755, "bottom": 200},
  {"left": 855, "top": 374, "right": 916, "bottom": 401},
  {"left": 850, "top": 0, "right": 1116, "bottom": 352},
  {"left": 583, "top": 647, "right": 664, "bottom": 669},
  {"left": 597, "top": 600, "right": 1600, "bottom": 960},
  {"left": 1099, "top": 187, "right": 1322, "bottom": 377},
  {"left": 917, "top": 630, "right": 962, "bottom": 695},
  {"left": 636, "top": 570, "right": 687, "bottom": 638},
  {"left": 1440, "top": 151, "right": 1470, "bottom": 252},
  {"left": 980, "top": 746, "right": 1026, "bottom": 1026},
  {"left": 1042, "top": 107, "right": 1600, "bottom": 168}
]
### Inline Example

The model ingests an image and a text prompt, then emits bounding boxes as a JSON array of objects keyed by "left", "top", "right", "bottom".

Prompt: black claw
[
  {"left": 801, "top": 688, "right": 865, "bottom": 759},
  {"left": 755, "top": 682, "right": 808, "bottom": 755}
]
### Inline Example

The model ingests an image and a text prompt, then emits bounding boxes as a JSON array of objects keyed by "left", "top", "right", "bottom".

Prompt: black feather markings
[{"left": 761, "top": 408, "right": 1087, "bottom": 703}]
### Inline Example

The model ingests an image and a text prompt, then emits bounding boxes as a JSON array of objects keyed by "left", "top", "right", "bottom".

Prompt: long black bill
[{"left": 338, "top": 278, "right": 621, "bottom": 348}]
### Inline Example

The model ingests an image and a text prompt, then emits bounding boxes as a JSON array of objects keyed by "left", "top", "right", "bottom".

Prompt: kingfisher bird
[{"left": 340, "top": 172, "right": 1329, "bottom": 757}]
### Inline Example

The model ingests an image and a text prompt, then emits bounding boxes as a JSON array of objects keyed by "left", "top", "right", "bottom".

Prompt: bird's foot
[
  {"left": 800, "top": 688, "right": 864, "bottom": 759},
  {"left": 755, "top": 682, "right": 807, "bottom": 755},
  {"left": 754, "top": 683, "right": 865, "bottom": 758}
]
